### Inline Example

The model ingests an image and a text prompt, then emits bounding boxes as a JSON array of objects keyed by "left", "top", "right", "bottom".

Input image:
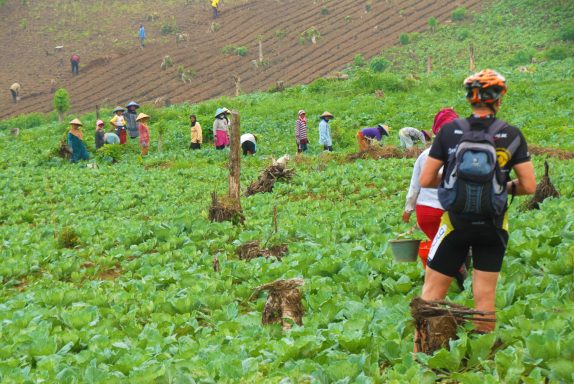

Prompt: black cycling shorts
[
  {"left": 427, "top": 212, "right": 509, "bottom": 276},
  {"left": 242, "top": 141, "right": 256, "bottom": 155}
]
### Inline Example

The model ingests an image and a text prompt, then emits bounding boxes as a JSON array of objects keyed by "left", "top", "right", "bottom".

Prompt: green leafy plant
[
  {"left": 369, "top": 57, "right": 390, "bottom": 72},
  {"left": 160, "top": 17, "right": 180, "bottom": 35},
  {"left": 399, "top": 33, "right": 410, "bottom": 45},
  {"left": 53, "top": 88, "right": 70, "bottom": 122},
  {"left": 452, "top": 7, "right": 467, "bottom": 21},
  {"left": 353, "top": 54, "right": 365, "bottom": 67},
  {"left": 428, "top": 16, "right": 438, "bottom": 32},
  {"left": 560, "top": 23, "right": 574, "bottom": 41}
]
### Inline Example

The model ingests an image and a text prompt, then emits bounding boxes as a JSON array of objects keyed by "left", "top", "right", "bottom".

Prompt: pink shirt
[{"left": 138, "top": 123, "right": 150, "bottom": 145}]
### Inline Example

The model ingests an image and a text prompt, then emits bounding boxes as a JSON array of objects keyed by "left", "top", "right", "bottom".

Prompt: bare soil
[{"left": 0, "top": 0, "right": 482, "bottom": 119}]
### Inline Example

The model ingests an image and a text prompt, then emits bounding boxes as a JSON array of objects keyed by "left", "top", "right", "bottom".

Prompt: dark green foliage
[
  {"left": 428, "top": 17, "right": 438, "bottom": 32},
  {"left": 508, "top": 48, "right": 536, "bottom": 66},
  {"left": 353, "top": 54, "right": 365, "bottom": 67},
  {"left": 560, "top": 23, "right": 574, "bottom": 41},
  {"left": 399, "top": 33, "right": 410, "bottom": 45},
  {"left": 57, "top": 227, "right": 80, "bottom": 249},
  {"left": 452, "top": 7, "right": 467, "bottom": 21},
  {"left": 545, "top": 46, "right": 572, "bottom": 61},
  {"left": 369, "top": 57, "right": 390, "bottom": 73}
]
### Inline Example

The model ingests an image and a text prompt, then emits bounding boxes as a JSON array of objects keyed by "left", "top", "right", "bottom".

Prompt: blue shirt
[{"left": 139, "top": 26, "right": 145, "bottom": 39}]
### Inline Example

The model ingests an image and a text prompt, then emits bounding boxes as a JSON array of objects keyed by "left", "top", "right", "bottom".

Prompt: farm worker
[
  {"left": 110, "top": 106, "right": 127, "bottom": 144},
  {"left": 399, "top": 127, "right": 431, "bottom": 149},
  {"left": 356, "top": 124, "right": 390, "bottom": 151},
  {"left": 295, "top": 110, "right": 309, "bottom": 153},
  {"left": 67, "top": 118, "right": 90, "bottom": 163},
  {"left": 212, "top": 0, "right": 220, "bottom": 19},
  {"left": 95, "top": 120, "right": 105, "bottom": 150},
  {"left": 240, "top": 133, "right": 257, "bottom": 156},
  {"left": 139, "top": 24, "right": 146, "bottom": 48},
  {"left": 9, "top": 82, "right": 21, "bottom": 103},
  {"left": 104, "top": 131, "right": 120, "bottom": 145},
  {"left": 418, "top": 69, "right": 536, "bottom": 335},
  {"left": 136, "top": 113, "right": 151, "bottom": 156},
  {"left": 318, "top": 111, "right": 334, "bottom": 152},
  {"left": 125, "top": 101, "right": 140, "bottom": 139},
  {"left": 402, "top": 108, "right": 467, "bottom": 288},
  {"left": 70, "top": 54, "right": 80, "bottom": 75},
  {"left": 213, "top": 107, "right": 230, "bottom": 150},
  {"left": 190, "top": 114, "right": 203, "bottom": 150}
]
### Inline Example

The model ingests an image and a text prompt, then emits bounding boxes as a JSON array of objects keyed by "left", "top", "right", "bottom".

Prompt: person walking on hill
[
  {"left": 67, "top": 118, "right": 90, "bottom": 162},
  {"left": 125, "top": 101, "right": 140, "bottom": 139},
  {"left": 356, "top": 124, "right": 390, "bottom": 151},
  {"left": 9, "top": 83, "right": 21, "bottom": 103},
  {"left": 70, "top": 54, "right": 80, "bottom": 75},
  {"left": 190, "top": 114, "right": 203, "bottom": 150},
  {"left": 295, "top": 110, "right": 309, "bottom": 153},
  {"left": 137, "top": 113, "right": 151, "bottom": 156},
  {"left": 95, "top": 120, "right": 105, "bottom": 150},
  {"left": 418, "top": 69, "right": 536, "bottom": 336},
  {"left": 213, "top": 108, "right": 230, "bottom": 150},
  {"left": 139, "top": 24, "right": 146, "bottom": 48},
  {"left": 319, "top": 111, "right": 334, "bottom": 152},
  {"left": 212, "top": 0, "right": 220, "bottom": 18},
  {"left": 399, "top": 127, "right": 431, "bottom": 149},
  {"left": 240, "top": 133, "right": 257, "bottom": 156},
  {"left": 403, "top": 108, "right": 462, "bottom": 279},
  {"left": 110, "top": 107, "right": 128, "bottom": 144}
]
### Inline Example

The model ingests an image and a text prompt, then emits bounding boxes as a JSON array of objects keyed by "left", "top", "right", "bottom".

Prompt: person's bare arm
[
  {"left": 420, "top": 157, "right": 444, "bottom": 188},
  {"left": 507, "top": 161, "right": 536, "bottom": 195}
]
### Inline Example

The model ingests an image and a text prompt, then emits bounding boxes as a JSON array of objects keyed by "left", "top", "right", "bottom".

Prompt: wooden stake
[
  {"left": 96, "top": 104, "right": 100, "bottom": 120},
  {"left": 228, "top": 111, "right": 241, "bottom": 205},
  {"left": 426, "top": 55, "right": 432, "bottom": 74},
  {"left": 233, "top": 75, "right": 241, "bottom": 97},
  {"left": 258, "top": 39, "right": 263, "bottom": 63},
  {"left": 469, "top": 43, "right": 476, "bottom": 72}
]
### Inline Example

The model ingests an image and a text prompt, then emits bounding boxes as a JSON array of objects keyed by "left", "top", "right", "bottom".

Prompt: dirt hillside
[{"left": 0, "top": 0, "right": 481, "bottom": 119}]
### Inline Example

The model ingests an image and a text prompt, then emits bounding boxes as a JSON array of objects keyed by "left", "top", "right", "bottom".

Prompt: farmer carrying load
[
  {"left": 67, "top": 118, "right": 90, "bottom": 163},
  {"left": 417, "top": 69, "right": 536, "bottom": 337},
  {"left": 403, "top": 108, "right": 469, "bottom": 289},
  {"left": 356, "top": 124, "right": 390, "bottom": 151},
  {"left": 110, "top": 106, "right": 127, "bottom": 144},
  {"left": 399, "top": 127, "right": 431, "bottom": 149}
]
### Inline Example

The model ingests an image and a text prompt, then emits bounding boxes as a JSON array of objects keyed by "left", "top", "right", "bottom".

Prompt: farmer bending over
[
  {"left": 399, "top": 127, "right": 431, "bottom": 149},
  {"left": 356, "top": 124, "right": 390, "bottom": 151}
]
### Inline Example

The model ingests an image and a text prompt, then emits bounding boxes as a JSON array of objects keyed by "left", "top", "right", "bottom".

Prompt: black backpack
[{"left": 438, "top": 119, "right": 520, "bottom": 219}]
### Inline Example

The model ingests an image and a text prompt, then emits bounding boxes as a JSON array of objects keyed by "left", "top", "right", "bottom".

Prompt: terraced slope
[{"left": 0, "top": 0, "right": 481, "bottom": 119}]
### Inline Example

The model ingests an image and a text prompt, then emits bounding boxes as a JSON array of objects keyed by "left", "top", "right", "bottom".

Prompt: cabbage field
[{"left": 1, "top": 0, "right": 574, "bottom": 382}]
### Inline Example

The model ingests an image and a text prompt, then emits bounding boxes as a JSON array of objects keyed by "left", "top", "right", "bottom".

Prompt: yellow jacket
[
  {"left": 211, "top": 0, "right": 219, "bottom": 7},
  {"left": 191, "top": 122, "right": 203, "bottom": 144}
]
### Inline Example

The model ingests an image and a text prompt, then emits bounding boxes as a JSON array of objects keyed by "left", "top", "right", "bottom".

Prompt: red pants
[
  {"left": 119, "top": 130, "right": 127, "bottom": 144},
  {"left": 416, "top": 204, "right": 444, "bottom": 267}
]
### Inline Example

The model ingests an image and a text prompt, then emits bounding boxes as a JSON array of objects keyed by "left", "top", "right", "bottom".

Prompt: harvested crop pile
[
  {"left": 526, "top": 161, "right": 560, "bottom": 210},
  {"left": 410, "top": 297, "right": 494, "bottom": 354},
  {"left": 245, "top": 165, "right": 295, "bottom": 196},
  {"left": 236, "top": 240, "right": 288, "bottom": 261},
  {"left": 529, "top": 145, "right": 574, "bottom": 160},
  {"left": 346, "top": 145, "right": 423, "bottom": 161},
  {"left": 251, "top": 278, "right": 304, "bottom": 330},
  {"left": 208, "top": 192, "right": 244, "bottom": 224}
]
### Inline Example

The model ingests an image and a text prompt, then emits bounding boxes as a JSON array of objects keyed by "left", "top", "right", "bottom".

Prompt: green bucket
[{"left": 389, "top": 239, "right": 421, "bottom": 262}]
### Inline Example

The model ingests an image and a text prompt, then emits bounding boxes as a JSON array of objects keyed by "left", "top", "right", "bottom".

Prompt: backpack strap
[{"left": 453, "top": 118, "right": 471, "bottom": 133}]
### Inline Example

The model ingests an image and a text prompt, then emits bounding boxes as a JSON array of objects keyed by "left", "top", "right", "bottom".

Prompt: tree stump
[{"left": 251, "top": 278, "right": 304, "bottom": 330}]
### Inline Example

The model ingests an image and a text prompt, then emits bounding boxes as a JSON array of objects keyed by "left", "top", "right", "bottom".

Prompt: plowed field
[{"left": 0, "top": 0, "right": 481, "bottom": 119}]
